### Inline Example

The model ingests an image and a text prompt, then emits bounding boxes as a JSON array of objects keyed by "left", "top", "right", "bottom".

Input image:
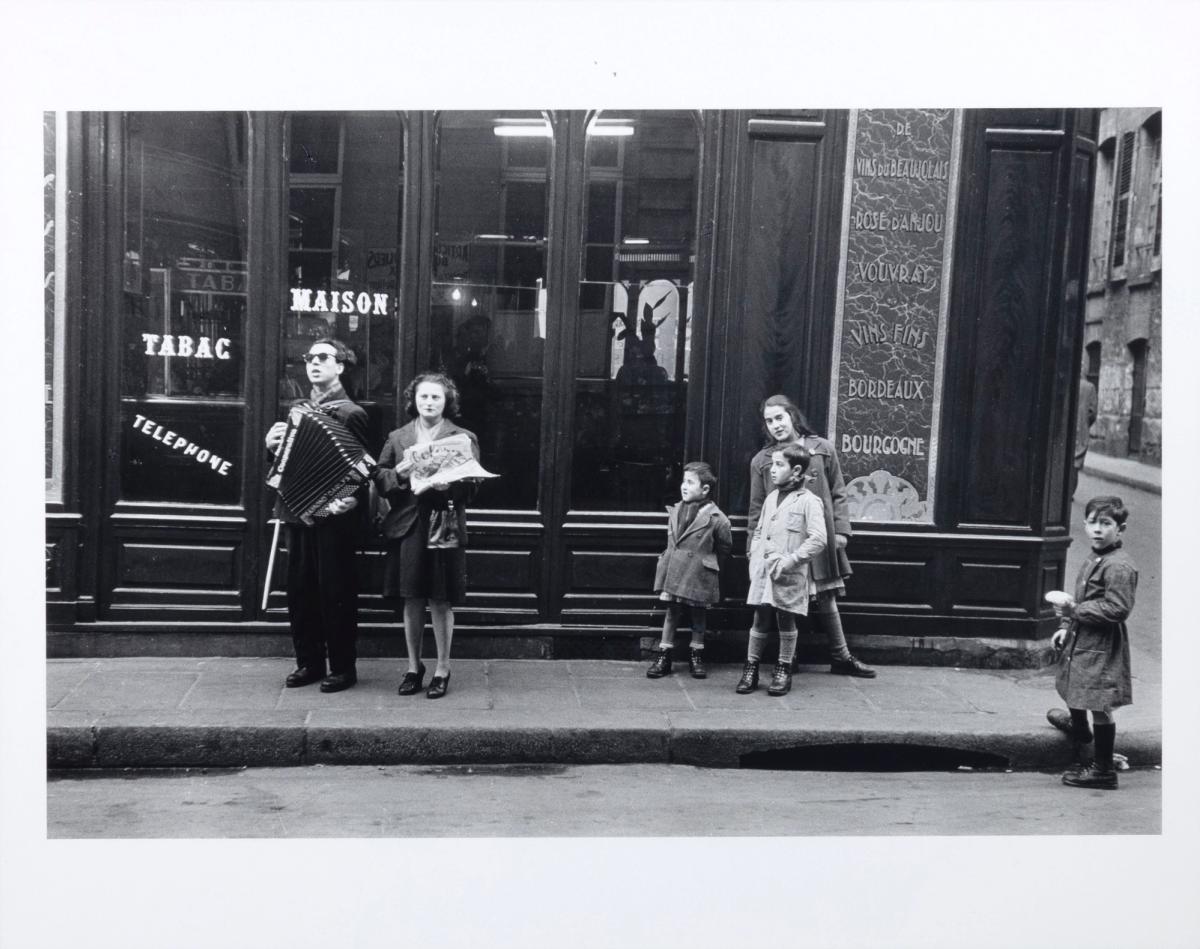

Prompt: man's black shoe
[
  {"left": 285, "top": 667, "right": 325, "bottom": 688},
  {"left": 319, "top": 672, "right": 357, "bottom": 693},
  {"left": 830, "top": 656, "right": 877, "bottom": 678}
]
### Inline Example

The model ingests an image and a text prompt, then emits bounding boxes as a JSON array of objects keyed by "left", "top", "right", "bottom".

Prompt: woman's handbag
[
  {"left": 367, "top": 480, "right": 391, "bottom": 537},
  {"left": 426, "top": 499, "right": 461, "bottom": 549}
]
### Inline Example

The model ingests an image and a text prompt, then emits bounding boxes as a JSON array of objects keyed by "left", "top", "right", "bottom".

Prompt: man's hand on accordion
[
  {"left": 265, "top": 421, "right": 288, "bottom": 454},
  {"left": 325, "top": 497, "right": 358, "bottom": 516}
]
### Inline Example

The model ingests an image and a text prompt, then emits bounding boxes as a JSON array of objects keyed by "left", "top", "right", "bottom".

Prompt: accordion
[{"left": 266, "top": 403, "right": 376, "bottom": 525}]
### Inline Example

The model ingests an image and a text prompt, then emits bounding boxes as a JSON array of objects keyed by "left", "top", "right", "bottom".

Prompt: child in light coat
[{"left": 737, "top": 444, "right": 827, "bottom": 697}]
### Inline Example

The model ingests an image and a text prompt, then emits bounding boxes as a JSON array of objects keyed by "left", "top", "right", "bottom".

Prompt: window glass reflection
[
  {"left": 284, "top": 112, "right": 405, "bottom": 448},
  {"left": 119, "top": 112, "right": 249, "bottom": 504},
  {"left": 431, "top": 111, "right": 552, "bottom": 510},
  {"left": 571, "top": 111, "right": 700, "bottom": 511}
]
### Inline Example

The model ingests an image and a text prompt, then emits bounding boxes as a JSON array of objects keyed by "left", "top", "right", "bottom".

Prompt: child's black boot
[
  {"left": 735, "top": 660, "right": 759, "bottom": 694},
  {"left": 1046, "top": 708, "right": 1093, "bottom": 743},
  {"left": 688, "top": 648, "right": 707, "bottom": 679},
  {"left": 767, "top": 662, "right": 793, "bottom": 696},
  {"left": 646, "top": 648, "right": 673, "bottom": 679},
  {"left": 1062, "top": 722, "right": 1118, "bottom": 789}
]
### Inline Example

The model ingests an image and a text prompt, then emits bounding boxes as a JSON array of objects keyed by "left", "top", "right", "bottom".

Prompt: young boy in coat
[
  {"left": 1047, "top": 495, "right": 1138, "bottom": 790},
  {"left": 737, "top": 444, "right": 827, "bottom": 697},
  {"left": 647, "top": 462, "right": 733, "bottom": 680}
]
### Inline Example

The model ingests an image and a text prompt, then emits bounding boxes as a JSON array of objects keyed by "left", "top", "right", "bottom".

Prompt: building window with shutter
[
  {"left": 1089, "top": 137, "right": 1116, "bottom": 290},
  {"left": 1146, "top": 116, "right": 1162, "bottom": 270},
  {"left": 1108, "top": 130, "right": 1135, "bottom": 280}
]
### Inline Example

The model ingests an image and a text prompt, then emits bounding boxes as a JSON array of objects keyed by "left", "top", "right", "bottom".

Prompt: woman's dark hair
[
  {"left": 403, "top": 372, "right": 461, "bottom": 419},
  {"left": 776, "top": 443, "right": 812, "bottom": 475},
  {"left": 760, "top": 393, "right": 817, "bottom": 447},
  {"left": 683, "top": 461, "right": 718, "bottom": 493}
]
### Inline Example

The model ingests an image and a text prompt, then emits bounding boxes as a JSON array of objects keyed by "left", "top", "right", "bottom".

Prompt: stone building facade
[{"left": 1083, "top": 108, "right": 1162, "bottom": 465}]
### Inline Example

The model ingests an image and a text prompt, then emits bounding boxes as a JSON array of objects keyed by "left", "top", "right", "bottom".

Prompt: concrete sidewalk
[
  {"left": 1083, "top": 452, "right": 1161, "bottom": 495},
  {"left": 47, "top": 657, "right": 1162, "bottom": 772}
]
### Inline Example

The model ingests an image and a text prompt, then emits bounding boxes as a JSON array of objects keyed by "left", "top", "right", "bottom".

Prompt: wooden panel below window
[
  {"left": 118, "top": 542, "right": 239, "bottom": 588},
  {"left": 844, "top": 557, "right": 931, "bottom": 606},
  {"left": 467, "top": 549, "right": 537, "bottom": 592},
  {"left": 568, "top": 550, "right": 659, "bottom": 592},
  {"left": 955, "top": 560, "right": 1026, "bottom": 609}
]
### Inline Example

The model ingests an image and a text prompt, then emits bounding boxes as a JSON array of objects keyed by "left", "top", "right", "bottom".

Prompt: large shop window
[
  {"left": 119, "top": 112, "right": 249, "bottom": 505},
  {"left": 285, "top": 112, "right": 405, "bottom": 449},
  {"left": 571, "top": 111, "right": 700, "bottom": 511},
  {"left": 430, "top": 111, "right": 552, "bottom": 509}
]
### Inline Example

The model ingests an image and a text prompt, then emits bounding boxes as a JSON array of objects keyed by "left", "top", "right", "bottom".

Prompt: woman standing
[
  {"left": 374, "top": 372, "right": 480, "bottom": 698},
  {"left": 747, "top": 394, "right": 877, "bottom": 678}
]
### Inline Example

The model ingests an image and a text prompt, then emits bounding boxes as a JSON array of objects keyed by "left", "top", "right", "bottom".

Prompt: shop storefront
[{"left": 45, "top": 109, "right": 1097, "bottom": 664}]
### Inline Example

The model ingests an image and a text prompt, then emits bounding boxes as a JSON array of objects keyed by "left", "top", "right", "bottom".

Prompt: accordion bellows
[{"left": 266, "top": 404, "right": 376, "bottom": 525}]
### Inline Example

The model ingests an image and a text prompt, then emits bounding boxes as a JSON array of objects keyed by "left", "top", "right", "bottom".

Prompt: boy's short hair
[
  {"left": 775, "top": 444, "right": 811, "bottom": 474},
  {"left": 1084, "top": 495, "right": 1130, "bottom": 526},
  {"left": 683, "top": 461, "right": 717, "bottom": 493}
]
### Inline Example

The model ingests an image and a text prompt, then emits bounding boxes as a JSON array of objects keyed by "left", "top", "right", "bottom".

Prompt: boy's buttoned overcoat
[
  {"left": 748, "top": 435, "right": 851, "bottom": 583},
  {"left": 653, "top": 501, "right": 733, "bottom": 606},
  {"left": 746, "top": 487, "right": 827, "bottom": 614},
  {"left": 1055, "top": 543, "right": 1137, "bottom": 711}
]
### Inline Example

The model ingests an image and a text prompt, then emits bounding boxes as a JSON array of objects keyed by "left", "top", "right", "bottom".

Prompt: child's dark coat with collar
[
  {"left": 1055, "top": 540, "right": 1138, "bottom": 711},
  {"left": 653, "top": 500, "right": 733, "bottom": 606}
]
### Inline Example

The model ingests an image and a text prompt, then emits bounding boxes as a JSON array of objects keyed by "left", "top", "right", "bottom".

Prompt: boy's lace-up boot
[
  {"left": 1061, "top": 764, "right": 1118, "bottom": 790},
  {"left": 767, "top": 662, "right": 793, "bottom": 696},
  {"left": 688, "top": 648, "right": 707, "bottom": 679},
  {"left": 735, "top": 660, "right": 760, "bottom": 694},
  {"left": 646, "top": 648, "right": 673, "bottom": 679}
]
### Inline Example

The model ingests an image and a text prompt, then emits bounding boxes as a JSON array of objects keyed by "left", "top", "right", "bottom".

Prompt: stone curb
[
  {"left": 46, "top": 718, "right": 1162, "bottom": 772},
  {"left": 1082, "top": 462, "right": 1161, "bottom": 496}
]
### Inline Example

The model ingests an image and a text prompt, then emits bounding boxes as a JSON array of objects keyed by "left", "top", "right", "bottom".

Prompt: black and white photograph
[{"left": 4, "top": 2, "right": 1198, "bottom": 948}]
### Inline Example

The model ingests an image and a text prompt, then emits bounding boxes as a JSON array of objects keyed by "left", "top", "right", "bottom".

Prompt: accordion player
[{"left": 266, "top": 403, "right": 377, "bottom": 525}]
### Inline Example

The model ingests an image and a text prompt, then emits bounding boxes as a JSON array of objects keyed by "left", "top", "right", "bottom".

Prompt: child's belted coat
[
  {"left": 746, "top": 487, "right": 827, "bottom": 614},
  {"left": 653, "top": 501, "right": 733, "bottom": 606},
  {"left": 1055, "top": 542, "right": 1137, "bottom": 711}
]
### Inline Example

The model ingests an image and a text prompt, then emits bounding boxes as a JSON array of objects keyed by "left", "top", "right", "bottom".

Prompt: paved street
[{"left": 48, "top": 762, "right": 1160, "bottom": 837}]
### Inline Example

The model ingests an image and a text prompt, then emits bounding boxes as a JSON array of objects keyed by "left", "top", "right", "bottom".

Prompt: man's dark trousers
[{"left": 285, "top": 516, "right": 359, "bottom": 677}]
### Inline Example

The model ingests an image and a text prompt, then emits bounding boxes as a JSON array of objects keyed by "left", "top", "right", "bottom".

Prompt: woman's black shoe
[
  {"left": 426, "top": 671, "right": 450, "bottom": 699},
  {"left": 398, "top": 663, "right": 427, "bottom": 696},
  {"left": 646, "top": 649, "right": 673, "bottom": 678}
]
